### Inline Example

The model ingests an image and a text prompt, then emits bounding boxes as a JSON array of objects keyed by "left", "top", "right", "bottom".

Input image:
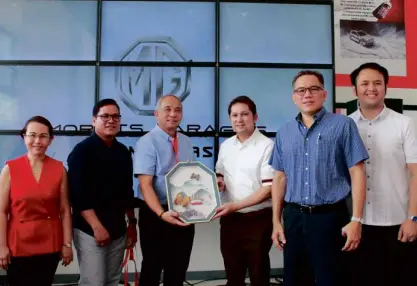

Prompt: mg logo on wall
[{"left": 116, "top": 37, "right": 192, "bottom": 116}]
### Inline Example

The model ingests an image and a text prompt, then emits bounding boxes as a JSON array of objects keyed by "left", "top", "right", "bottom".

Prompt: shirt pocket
[
  {"left": 391, "top": 139, "right": 404, "bottom": 157},
  {"left": 316, "top": 137, "right": 338, "bottom": 191},
  {"left": 317, "top": 136, "right": 337, "bottom": 166}
]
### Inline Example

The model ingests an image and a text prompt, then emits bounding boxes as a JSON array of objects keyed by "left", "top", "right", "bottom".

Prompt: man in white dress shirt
[
  {"left": 214, "top": 96, "right": 275, "bottom": 286},
  {"left": 349, "top": 62, "right": 417, "bottom": 286}
]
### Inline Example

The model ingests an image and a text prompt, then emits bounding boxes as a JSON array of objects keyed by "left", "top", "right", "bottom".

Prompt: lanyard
[
  {"left": 172, "top": 135, "right": 179, "bottom": 163},
  {"left": 122, "top": 248, "right": 138, "bottom": 286}
]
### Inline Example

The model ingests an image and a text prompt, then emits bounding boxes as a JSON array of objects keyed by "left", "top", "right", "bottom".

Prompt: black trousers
[
  {"left": 7, "top": 252, "right": 60, "bottom": 286},
  {"left": 351, "top": 224, "right": 417, "bottom": 286},
  {"left": 282, "top": 201, "right": 350, "bottom": 286},
  {"left": 220, "top": 208, "right": 273, "bottom": 286},
  {"left": 138, "top": 202, "right": 195, "bottom": 286}
]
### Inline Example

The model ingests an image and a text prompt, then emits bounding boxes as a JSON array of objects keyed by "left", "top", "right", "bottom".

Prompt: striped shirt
[{"left": 269, "top": 108, "right": 369, "bottom": 205}]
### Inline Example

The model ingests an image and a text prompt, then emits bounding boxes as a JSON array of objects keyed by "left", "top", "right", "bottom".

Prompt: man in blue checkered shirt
[{"left": 269, "top": 70, "right": 369, "bottom": 286}]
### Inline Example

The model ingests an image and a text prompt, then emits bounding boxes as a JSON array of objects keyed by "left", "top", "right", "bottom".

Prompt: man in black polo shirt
[{"left": 68, "top": 99, "right": 137, "bottom": 286}]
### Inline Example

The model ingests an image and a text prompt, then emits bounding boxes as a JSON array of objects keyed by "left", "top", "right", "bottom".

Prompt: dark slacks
[
  {"left": 220, "top": 207, "right": 273, "bottom": 286},
  {"left": 138, "top": 202, "right": 195, "bottom": 286},
  {"left": 283, "top": 201, "right": 350, "bottom": 286},
  {"left": 7, "top": 252, "right": 60, "bottom": 286},
  {"left": 351, "top": 224, "right": 417, "bottom": 286}
]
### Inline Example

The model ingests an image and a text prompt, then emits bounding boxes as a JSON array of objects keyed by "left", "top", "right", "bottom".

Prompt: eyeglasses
[
  {"left": 293, "top": 85, "right": 323, "bottom": 97},
  {"left": 24, "top": 134, "right": 50, "bottom": 141},
  {"left": 96, "top": 114, "right": 122, "bottom": 122}
]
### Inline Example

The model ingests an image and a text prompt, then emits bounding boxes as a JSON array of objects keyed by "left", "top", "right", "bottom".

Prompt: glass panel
[
  {"left": 191, "top": 137, "right": 215, "bottom": 171},
  {"left": 0, "top": 135, "right": 87, "bottom": 169},
  {"left": 101, "top": 1, "right": 215, "bottom": 62},
  {"left": 220, "top": 3, "right": 332, "bottom": 63},
  {"left": 100, "top": 66, "right": 215, "bottom": 132},
  {"left": 219, "top": 68, "right": 334, "bottom": 132},
  {"left": 0, "top": 0, "right": 97, "bottom": 60},
  {"left": 0, "top": 66, "right": 95, "bottom": 130}
]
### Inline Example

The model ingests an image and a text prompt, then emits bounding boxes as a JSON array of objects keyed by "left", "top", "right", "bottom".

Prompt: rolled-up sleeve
[
  {"left": 67, "top": 144, "right": 94, "bottom": 212},
  {"left": 133, "top": 137, "right": 156, "bottom": 177},
  {"left": 269, "top": 132, "right": 284, "bottom": 172},
  {"left": 261, "top": 142, "right": 274, "bottom": 186}
]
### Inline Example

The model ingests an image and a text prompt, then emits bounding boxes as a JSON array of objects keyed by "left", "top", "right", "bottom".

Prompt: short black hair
[
  {"left": 92, "top": 98, "right": 120, "bottom": 116},
  {"left": 350, "top": 62, "right": 389, "bottom": 87},
  {"left": 228, "top": 95, "right": 257, "bottom": 116},
  {"left": 20, "top": 116, "right": 54, "bottom": 138},
  {"left": 292, "top": 70, "right": 324, "bottom": 87}
]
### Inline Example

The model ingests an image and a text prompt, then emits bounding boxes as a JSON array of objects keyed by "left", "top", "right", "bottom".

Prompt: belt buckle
[{"left": 300, "top": 205, "right": 314, "bottom": 214}]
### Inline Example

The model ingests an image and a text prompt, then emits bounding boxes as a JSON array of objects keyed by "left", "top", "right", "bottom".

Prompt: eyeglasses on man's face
[
  {"left": 293, "top": 85, "right": 324, "bottom": 97},
  {"left": 96, "top": 113, "right": 122, "bottom": 122}
]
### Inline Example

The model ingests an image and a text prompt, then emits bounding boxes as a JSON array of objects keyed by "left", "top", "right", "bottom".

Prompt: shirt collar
[
  {"left": 153, "top": 124, "right": 178, "bottom": 141},
  {"left": 295, "top": 107, "right": 327, "bottom": 123},
  {"left": 233, "top": 128, "right": 261, "bottom": 146},
  {"left": 357, "top": 105, "right": 389, "bottom": 122},
  {"left": 92, "top": 132, "right": 118, "bottom": 147}
]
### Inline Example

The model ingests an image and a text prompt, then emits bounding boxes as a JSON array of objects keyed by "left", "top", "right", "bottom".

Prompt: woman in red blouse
[{"left": 0, "top": 116, "right": 73, "bottom": 286}]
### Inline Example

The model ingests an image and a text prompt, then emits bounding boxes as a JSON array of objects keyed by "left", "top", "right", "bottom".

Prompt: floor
[
  {"left": 182, "top": 278, "right": 283, "bottom": 286},
  {"left": 0, "top": 276, "right": 284, "bottom": 286}
]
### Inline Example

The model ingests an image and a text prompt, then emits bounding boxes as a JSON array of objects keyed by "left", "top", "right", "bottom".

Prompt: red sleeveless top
[{"left": 7, "top": 155, "right": 64, "bottom": 257}]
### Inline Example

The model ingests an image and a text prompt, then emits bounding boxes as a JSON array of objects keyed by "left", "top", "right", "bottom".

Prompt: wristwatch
[
  {"left": 63, "top": 243, "right": 72, "bottom": 249},
  {"left": 351, "top": 216, "right": 364, "bottom": 224},
  {"left": 409, "top": 216, "right": 417, "bottom": 223}
]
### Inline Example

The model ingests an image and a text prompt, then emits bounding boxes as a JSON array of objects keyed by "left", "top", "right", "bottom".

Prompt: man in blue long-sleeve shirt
[{"left": 269, "top": 70, "right": 368, "bottom": 286}]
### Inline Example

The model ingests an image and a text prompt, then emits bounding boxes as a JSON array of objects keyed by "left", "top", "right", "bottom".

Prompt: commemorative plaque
[{"left": 165, "top": 161, "right": 221, "bottom": 223}]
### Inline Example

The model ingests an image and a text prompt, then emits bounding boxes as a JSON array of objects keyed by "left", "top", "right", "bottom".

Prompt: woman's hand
[
  {"left": 61, "top": 246, "right": 73, "bottom": 266},
  {"left": 0, "top": 245, "right": 10, "bottom": 269}
]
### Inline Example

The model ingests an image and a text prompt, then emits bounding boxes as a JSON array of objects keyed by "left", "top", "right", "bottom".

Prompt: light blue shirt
[{"left": 133, "top": 125, "right": 195, "bottom": 204}]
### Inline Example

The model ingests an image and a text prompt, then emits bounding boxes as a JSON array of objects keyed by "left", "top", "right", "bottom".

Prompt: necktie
[{"left": 172, "top": 135, "right": 179, "bottom": 163}]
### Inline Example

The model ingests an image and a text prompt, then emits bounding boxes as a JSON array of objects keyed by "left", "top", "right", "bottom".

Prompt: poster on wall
[
  {"left": 333, "top": 0, "right": 417, "bottom": 116},
  {"left": 334, "top": 0, "right": 406, "bottom": 77}
]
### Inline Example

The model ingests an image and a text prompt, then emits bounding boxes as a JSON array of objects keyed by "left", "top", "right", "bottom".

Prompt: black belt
[
  {"left": 285, "top": 200, "right": 346, "bottom": 214},
  {"left": 230, "top": 207, "right": 272, "bottom": 218}
]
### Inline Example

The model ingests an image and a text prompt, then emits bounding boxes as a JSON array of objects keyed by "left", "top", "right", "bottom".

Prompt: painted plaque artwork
[{"left": 165, "top": 161, "right": 221, "bottom": 223}]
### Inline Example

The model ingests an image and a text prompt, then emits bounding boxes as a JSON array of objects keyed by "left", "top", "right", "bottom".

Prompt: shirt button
[
  {"left": 367, "top": 175, "right": 370, "bottom": 178},
  {"left": 305, "top": 182, "right": 308, "bottom": 185},
  {"left": 367, "top": 188, "right": 370, "bottom": 191},
  {"left": 367, "top": 202, "right": 370, "bottom": 204},
  {"left": 369, "top": 123, "right": 372, "bottom": 126},
  {"left": 367, "top": 161, "right": 370, "bottom": 164},
  {"left": 367, "top": 148, "right": 371, "bottom": 151},
  {"left": 305, "top": 153, "right": 308, "bottom": 156},
  {"left": 305, "top": 197, "right": 309, "bottom": 200},
  {"left": 305, "top": 167, "right": 308, "bottom": 170},
  {"left": 368, "top": 135, "right": 371, "bottom": 138},
  {"left": 306, "top": 138, "right": 309, "bottom": 141}
]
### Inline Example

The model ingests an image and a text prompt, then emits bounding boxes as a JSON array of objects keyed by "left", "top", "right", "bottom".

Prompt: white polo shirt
[
  {"left": 215, "top": 128, "right": 275, "bottom": 213},
  {"left": 350, "top": 107, "right": 417, "bottom": 226}
]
